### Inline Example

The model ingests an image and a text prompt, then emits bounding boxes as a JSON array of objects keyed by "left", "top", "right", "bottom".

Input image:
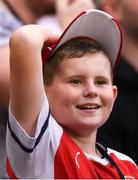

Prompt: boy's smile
[{"left": 46, "top": 52, "right": 117, "bottom": 136}]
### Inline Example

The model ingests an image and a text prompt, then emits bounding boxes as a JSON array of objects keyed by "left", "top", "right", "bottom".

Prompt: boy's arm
[{"left": 9, "top": 25, "right": 59, "bottom": 136}]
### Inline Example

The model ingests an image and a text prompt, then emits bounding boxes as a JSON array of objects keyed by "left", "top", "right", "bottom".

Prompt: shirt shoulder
[{"left": 108, "top": 148, "right": 138, "bottom": 178}]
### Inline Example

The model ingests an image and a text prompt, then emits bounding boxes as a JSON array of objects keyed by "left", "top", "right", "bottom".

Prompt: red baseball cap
[{"left": 42, "top": 9, "right": 122, "bottom": 69}]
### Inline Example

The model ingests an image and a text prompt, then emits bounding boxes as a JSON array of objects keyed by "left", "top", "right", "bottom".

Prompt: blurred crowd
[{"left": 0, "top": 0, "right": 138, "bottom": 178}]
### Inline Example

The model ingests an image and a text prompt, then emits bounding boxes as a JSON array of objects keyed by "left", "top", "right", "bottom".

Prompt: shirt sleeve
[{"left": 6, "top": 96, "right": 63, "bottom": 178}]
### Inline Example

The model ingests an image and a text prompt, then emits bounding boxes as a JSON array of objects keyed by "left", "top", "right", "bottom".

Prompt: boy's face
[{"left": 46, "top": 52, "right": 117, "bottom": 136}]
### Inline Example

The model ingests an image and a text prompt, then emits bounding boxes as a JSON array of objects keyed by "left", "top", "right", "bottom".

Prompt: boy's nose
[{"left": 83, "top": 84, "right": 97, "bottom": 98}]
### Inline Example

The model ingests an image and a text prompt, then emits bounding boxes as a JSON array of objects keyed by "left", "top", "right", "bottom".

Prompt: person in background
[
  {"left": 6, "top": 9, "right": 138, "bottom": 179},
  {"left": 94, "top": 0, "right": 138, "bottom": 165},
  {"left": 0, "top": 0, "right": 95, "bottom": 177},
  {"left": 38, "top": 0, "right": 94, "bottom": 32}
]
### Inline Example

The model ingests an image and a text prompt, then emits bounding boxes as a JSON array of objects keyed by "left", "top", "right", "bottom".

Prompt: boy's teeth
[{"left": 78, "top": 105, "right": 99, "bottom": 109}]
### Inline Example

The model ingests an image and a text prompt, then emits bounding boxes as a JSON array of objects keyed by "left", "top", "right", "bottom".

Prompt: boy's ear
[
  {"left": 101, "top": 0, "right": 123, "bottom": 22},
  {"left": 112, "top": 85, "right": 118, "bottom": 102}
]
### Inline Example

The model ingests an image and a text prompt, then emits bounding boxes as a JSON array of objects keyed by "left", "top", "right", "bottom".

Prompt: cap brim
[{"left": 42, "top": 9, "right": 122, "bottom": 68}]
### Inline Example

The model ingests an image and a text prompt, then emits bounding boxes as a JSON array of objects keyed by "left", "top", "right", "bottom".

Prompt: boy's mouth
[{"left": 76, "top": 104, "right": 100, "bottom": 110}]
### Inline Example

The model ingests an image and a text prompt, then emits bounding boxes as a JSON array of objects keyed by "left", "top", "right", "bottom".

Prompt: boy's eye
[
  {"left": 96, "top": 80, "right": 106, "bottom": 85},
  {"left": 70, "top": 79, "right": 81, "bottom": 84}
]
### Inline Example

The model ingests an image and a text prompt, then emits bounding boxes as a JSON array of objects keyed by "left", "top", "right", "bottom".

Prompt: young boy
[{"left": 6, "top": 9, "right": 138, "bottom": 179}]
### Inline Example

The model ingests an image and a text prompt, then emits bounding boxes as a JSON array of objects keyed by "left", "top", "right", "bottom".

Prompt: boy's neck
[{"left": 65, "top": 128, "right": 101, "bottom": 158}]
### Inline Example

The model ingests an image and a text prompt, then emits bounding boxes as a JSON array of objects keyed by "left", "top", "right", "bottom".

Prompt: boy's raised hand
[
  {"left": 10, "top": 25, "right": 60, "bottom": 52},
  {"left": 9, "top": 25, "right": 60, "bottom": 136}
]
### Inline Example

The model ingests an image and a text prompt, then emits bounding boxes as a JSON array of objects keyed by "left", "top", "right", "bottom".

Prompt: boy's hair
[{"left": 43, "top": 38, "right": 112, "bottom": 86}]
